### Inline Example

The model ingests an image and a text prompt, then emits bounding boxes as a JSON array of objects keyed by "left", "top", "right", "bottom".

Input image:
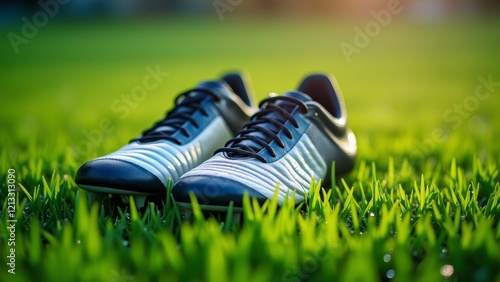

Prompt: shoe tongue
[
  {"left": 194, "top": 80, "right": 234, "bottom": 98},
  {"left": 227, "top": 91, "right": 308, "bottom": 157},
  {"left": 147, "top": 80, "right": 231, "bottom": 136},
  {"left": 170, "top": 79, "right": 232, "bottom": 118},
  {"left": 268, "top": 91, "right": 311, "bottom": 117},
  {"left": 281, "top": 91, "right": 312, "bottom": 102}
]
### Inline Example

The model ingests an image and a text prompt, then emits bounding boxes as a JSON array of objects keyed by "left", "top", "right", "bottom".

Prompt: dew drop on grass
[
  {"left": 440, "top": 248, "right": 448, "bottom": 258},
  {"left": 440, "top": 264, "right": 454, "bottom": 278},
  {"left": 122, "top": 240, "right": 129, "bottom": 247},
  {"left": 63, "top": 174, "right": 68, "bottom": 181},
  {"left": 76, "top": 239, "right": 81, "bottom": 245},
  {"left": 369, "top": 212, "right": 375, "bottom": 217},
  {"left": 383, "top": 254, "right": 391, "bottom": 262},
  {"left": 386, "top": 269, "right": 395, "bottom": 279}
]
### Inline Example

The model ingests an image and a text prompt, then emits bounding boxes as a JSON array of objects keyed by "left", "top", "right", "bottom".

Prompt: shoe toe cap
[
  {"left": 75, "top": 159, "right": 165, "bottom": 194},
  {"left": 172, "top": 175, "right": 267, "bottom": 207}
]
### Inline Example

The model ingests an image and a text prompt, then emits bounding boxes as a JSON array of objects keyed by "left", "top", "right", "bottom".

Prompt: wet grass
[{"left": 1, "top": 18, "right": 500, "bottom": 281}]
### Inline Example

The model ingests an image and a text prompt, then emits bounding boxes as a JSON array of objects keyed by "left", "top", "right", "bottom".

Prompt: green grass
[{"left": 1, "top": 18, "right": 500, "bottom": 281}]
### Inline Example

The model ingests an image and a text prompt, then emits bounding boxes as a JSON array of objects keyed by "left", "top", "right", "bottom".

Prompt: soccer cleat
[
  {"left": 75, "top": 73, "right": 257, "bottom": 202},
  {"left": 172, "top": 74, "right": 357, "bottom": 211}
]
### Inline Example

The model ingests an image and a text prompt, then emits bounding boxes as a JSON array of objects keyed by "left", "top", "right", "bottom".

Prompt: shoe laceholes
[
  {"left": 130, "top": 88, "right": 221, "bottom": 145},
  {"left": 215, "top": 96, "right": 308, "bottom": 162}
]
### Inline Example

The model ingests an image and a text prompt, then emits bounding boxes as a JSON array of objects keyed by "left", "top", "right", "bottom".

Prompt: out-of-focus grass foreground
[{"left": 1, "top": 1, "right": 500, "bottom": 281}]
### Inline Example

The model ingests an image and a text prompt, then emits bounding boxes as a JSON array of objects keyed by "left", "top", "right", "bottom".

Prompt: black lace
[
  {"left": 130, "top": 88, "right": 221, "bottom": 145},
  {"left": 215, "top": 96, "right": 308, "bottom": 163}
]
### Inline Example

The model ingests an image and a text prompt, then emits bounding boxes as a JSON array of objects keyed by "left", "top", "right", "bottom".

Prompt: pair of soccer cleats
[{"left": 75, "top": 72, "right": 357, "bottom": 211}]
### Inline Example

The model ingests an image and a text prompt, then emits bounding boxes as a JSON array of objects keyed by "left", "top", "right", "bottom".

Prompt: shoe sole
[
  {"left": 79, "top": 184, "right": 163, "bottom": 208},
  {"left": 177, "top": 201, "right": 244, "bottom": 212},
  {"left": 77, "top": 184, "right": 156, "bottom": 195},
  {"left": 175, "top": 178, "right": 346, "bottom": 212}
]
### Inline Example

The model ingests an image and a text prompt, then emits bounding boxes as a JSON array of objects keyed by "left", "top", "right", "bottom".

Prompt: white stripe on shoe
[{"left": 97, "top": 115, "right": 233, "bottom": 187}]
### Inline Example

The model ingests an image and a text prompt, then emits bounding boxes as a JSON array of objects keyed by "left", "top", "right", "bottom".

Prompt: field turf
[{"left": 1, "top": 18, "right": 499, "bottom": 281}]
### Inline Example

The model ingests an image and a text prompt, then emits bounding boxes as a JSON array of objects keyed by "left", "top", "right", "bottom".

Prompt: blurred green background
[{"left": 1, "top": 15, "right": 500, "bottom": 167}]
